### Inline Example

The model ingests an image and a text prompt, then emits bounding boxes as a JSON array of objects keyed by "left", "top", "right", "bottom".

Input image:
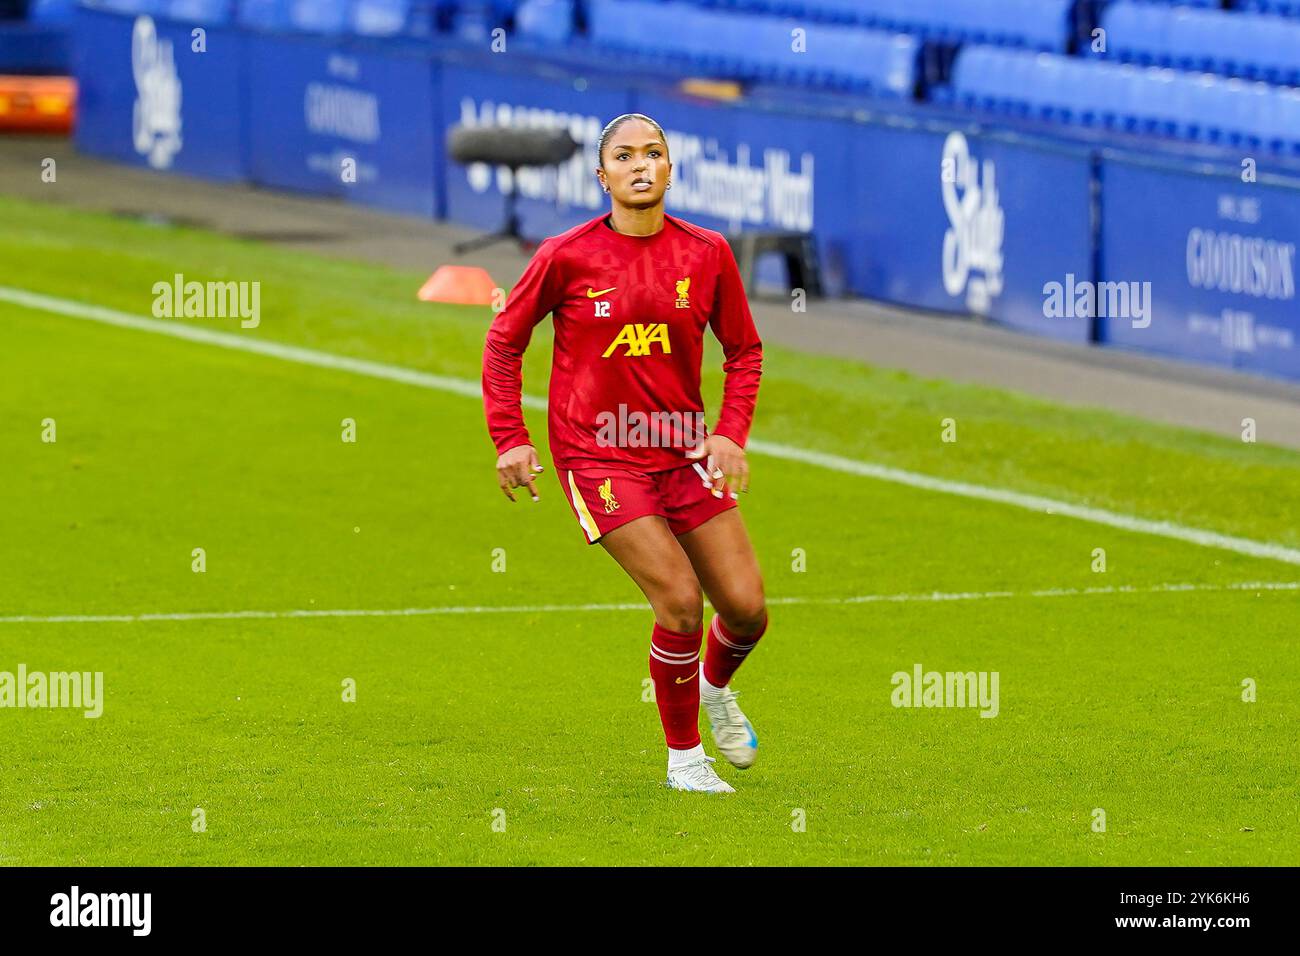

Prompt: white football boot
[
  {"left": 665, "top": 754, "right": 736, "bottom": 793},
  {"left": 700, "top": 663, "right": 759, "bottom": 770}
]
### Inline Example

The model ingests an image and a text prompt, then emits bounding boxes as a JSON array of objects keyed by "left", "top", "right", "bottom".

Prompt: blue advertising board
[
  {"left": 1100, "top": 157, "right": 1300, "bottom": 379},
  {"left": 628, "top": 90, "right": 849, "bottom": 296},
  {"left": 618, "top": 94, "right": 1094, "bottom": 336},
  {"left": 244, "top": 35, "right": 438, "bottom": 216},
  {"left": 971, "top": 135, "right": 1094, "bottom": 342},
  {"left": 438, "top": 60, "right": 634, "bottom": 240},
  {"left": 837, "top": 122, "right": 955, "bottom": 310},
  {"left": 833, "top": 123, "right": 1094, "bottom": 341},
  {"left": 73, "top": 8, "right": 245, "bottom": 181}
]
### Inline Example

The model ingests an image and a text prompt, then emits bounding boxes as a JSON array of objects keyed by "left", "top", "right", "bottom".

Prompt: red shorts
[{"left": 559, "top": 461, "right": 737, "bottom": 544}]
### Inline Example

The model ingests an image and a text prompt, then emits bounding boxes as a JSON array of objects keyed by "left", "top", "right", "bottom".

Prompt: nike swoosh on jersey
[{"left": 586, "top": 286, "right": 617, "bottom": 298}]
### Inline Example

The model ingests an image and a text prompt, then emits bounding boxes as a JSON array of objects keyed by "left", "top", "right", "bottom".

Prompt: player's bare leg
[
  {"left": 676, "top": 508, "right": 767, "bottom": 638},
  {"left": 600, "top": 516, "right": 735, "bottom": 792},
  {"left": 600, "top": 514, "right": 702, "bottom": 633},
  {"left": 677, "top": 508, "right": 767, "bottom": 768}
]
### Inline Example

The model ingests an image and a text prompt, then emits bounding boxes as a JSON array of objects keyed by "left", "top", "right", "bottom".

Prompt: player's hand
[
  {"left": 687, "top": 434, "right": 748, "bottom": 498},
  {"left": 497, "top": 444, "right": 543, "bottom": 502}
]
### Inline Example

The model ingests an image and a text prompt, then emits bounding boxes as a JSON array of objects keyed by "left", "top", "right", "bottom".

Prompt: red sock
[
  {"left": 703, "top": 612, "right": 767, "bottom": 688},
  {"left": 648, "top": 622, "right": 703, "bottom": 750}
]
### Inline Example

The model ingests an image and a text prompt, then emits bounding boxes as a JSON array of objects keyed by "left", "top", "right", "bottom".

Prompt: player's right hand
[{"left": 497, "top": 444, "right": 543, "bottom": 502}]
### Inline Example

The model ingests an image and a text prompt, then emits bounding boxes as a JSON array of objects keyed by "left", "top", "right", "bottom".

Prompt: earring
[{"left": 666, "top": 182, "right": 672, "bottom": 189}]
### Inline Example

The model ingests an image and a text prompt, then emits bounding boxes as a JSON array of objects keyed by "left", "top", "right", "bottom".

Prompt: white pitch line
[
  {"left": 0, "top": 581, "right": 1295, "bottom": 625},
  {"left": 4, "top": 284, "right": 1299, "bottom": 566},
  {"left": 743, "top": 439, "right": 1300, "bottom": 566}
]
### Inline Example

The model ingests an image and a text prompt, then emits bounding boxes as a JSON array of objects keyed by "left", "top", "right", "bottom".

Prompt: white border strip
[
  {"left": 4, "top": 284, "right": 1298, "bottom": 566},
  {"left": 1, "top": 581, "right": 1295, "bottom": 625}
]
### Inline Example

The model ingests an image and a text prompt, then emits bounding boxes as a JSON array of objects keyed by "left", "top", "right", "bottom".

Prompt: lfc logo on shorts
[
  {"left": 675, "top": 277, "right": 691, "bottom": 309},
  {"left": 598, "top": 478, "right": 620, "bottom": 514}
]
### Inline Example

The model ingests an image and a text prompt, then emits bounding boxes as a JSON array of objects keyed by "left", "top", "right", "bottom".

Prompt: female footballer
[{"left": 482, "top": 114, "right": 767, "bottom": 793}]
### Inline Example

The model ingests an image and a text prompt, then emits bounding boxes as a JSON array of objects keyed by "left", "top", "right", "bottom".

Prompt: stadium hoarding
[
  {"left": 629, "top": 90, "right": 1094, "bottom": 339},
  {"left": 245, "top": 34, "right": 438, "bottom": 216},
  {"left": 628, "top": 89, "right": 848, "bottom": 295},
  {"left": 967, "top": 133, "right": 1095, "bottom": 344},
  {"left": 1100, "top": 154, "right": 1300, "bottom": 380},
  {"left": 73, "top": 7, "right": 245, "bottom": 181},
  {"left": 842, "top": 119, "right": 1093, "bottom": 342},
  {"left": 68, "top": 8, "right": 1300, "bottom": 380}
]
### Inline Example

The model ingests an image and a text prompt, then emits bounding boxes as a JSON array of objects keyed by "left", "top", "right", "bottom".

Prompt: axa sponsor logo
[
  {"left": 131, "top": 16, "right": 182, "bottom": 170},
  {"left": 602, "top": 323, "right": 671, "bottom": 358},
  {"left": 940, "top": 132, "right": 1004, "bottom": 315}
]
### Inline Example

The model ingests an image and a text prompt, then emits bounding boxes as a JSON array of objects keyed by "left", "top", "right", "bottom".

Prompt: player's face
[{"left": 600, "top": 120, "right": 671, "bottom": 209}]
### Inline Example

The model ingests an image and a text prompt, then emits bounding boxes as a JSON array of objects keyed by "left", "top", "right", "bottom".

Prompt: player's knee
[
  {"left": 721, "top": 594, "right": 767, "bottom": 637},
  {"left": 656, "top": 586, "right": 703, "bottom": 635}
]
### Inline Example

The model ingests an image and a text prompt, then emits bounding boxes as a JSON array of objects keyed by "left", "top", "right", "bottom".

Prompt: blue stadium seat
[
  {"left": 950, "top": 45, "right": 1300, "bottom": 154},
  {"left": 515, "top": 0, "right": 572, "bottom": 42},
  {"left": 1096, "top": 3, "right": 1161, "bottom": 66},
  {"left": 236, "top": 0, "right": 352, "bottom": 33},
  {"left": 237, "top": 0, "right": 293, "bottom": 31},
  {"left": 88, "top": 0, "right": 165, "bottom": 14},
  {"left": 588, "top": 0, "right": 917, "bottom": 94},
  {"left": 1101, "top": 2, "right": 1300, "bottom": 86},
  {"left": 452, "top": 0, "right": 495, "bottom": 41},
  {"left": 592, "top": 2, "right": 701, "bottom": 67},
  {"left": 352, "top": 0, "right": 406, "bottom": 35},
  {"left": 1239, "top": 1, "right": 1300, "bottom": 17},
  {"left": 677, "top": 7, "right": 723, "bottom": 72},
  {"left": 166, "top": 0, "right": 233, "bottom": 23},
  {"left": 29, "top": 0, "right": 77, "bottom": 24},
  {"left": 4, "top": 0, "right": 74, "bottom": 73},
  {"left": 1090, "top": 61, "right": 1134, "bottom": 129},
  {"left": 289, "top": 0, "right": 350, "bottom": 33},
  {"left": 351, "top": 0, "right": 435, "bottom": 36},
  {"left": 714, "top": 0, "right": 1071, "bottom": 49},
  {"left": 1263, "top": 88, "right": 1300, "bottom": 154}
]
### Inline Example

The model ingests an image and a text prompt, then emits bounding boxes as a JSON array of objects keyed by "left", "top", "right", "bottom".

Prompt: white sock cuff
[
  {"left": 668, "top": 743, "right": 705, "bottom": 769},
  {"left": 699, "top": 660, "right": 725, "bottom": 694}
]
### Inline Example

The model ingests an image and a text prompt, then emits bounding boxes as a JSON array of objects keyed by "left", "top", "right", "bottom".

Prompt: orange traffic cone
[
  {"left": 417, "top": 265, "right": 497, "bottom": 305},
  {"left": 0, "top": 75, "right": 76, "bottom": 134}
]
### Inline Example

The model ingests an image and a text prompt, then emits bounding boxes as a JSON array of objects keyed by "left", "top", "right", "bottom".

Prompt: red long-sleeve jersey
[{"left": 482, "top": 212, "right": 763, "bottom": 473}]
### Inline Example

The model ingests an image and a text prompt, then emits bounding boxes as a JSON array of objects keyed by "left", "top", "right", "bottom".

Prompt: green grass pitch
[{"left": 1, "top": 195, "right": 1298, "bottom": 866}]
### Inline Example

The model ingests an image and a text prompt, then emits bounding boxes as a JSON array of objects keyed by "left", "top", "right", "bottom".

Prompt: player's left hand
[{"left": 687, "top": 434, "right": 748, "bottom": 498}]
